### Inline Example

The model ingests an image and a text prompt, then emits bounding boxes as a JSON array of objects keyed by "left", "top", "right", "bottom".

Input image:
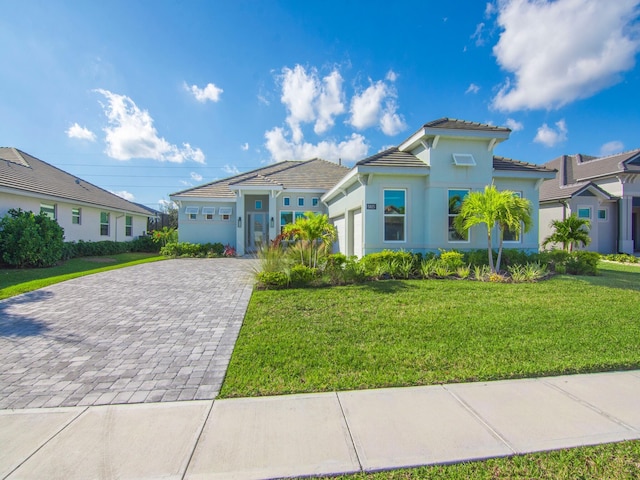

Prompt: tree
[
  {"left": 542, "top": 214, "right": 591, "bottom": 252},
  {"left": 454, "top": 185, "right": 532, "bottom": 273},
  {"left": 283, "top": 212, "right": 337, "bottom": 268}
]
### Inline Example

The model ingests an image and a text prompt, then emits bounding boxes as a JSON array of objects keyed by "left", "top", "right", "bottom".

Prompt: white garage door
[
  {"left": 352, "top": 209, "right": 363, "bottom": 258},
  {"left": 332, "top": 216, "right": 346, "bottom": 254}
]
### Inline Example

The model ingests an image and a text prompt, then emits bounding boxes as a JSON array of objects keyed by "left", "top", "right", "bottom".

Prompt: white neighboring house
[
  {"left": 171, "top": 118, "right": 556, "bottom": 257},
  {"left": 539, "top": 149, "right": 640, "bottom": 254},
  {"left": 0, "top": 147, "right": 150, "bottom": 242}
]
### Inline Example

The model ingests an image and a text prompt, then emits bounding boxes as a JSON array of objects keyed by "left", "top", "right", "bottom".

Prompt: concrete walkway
[
  {"left": 0, "top": 258, "right": 256, "bottom": 409},
  {"left": 2, "top": 370, "right": 640, "bottom": 479}
]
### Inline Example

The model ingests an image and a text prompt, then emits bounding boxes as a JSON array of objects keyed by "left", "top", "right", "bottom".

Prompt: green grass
[
  {"left": 324, "top": 440, "right": 640, "bottom": 479},
  {"left": 0, "top": 253, "right": 165, "bottom": 300},
  {"left": 220, "top": 262, "right": 640, "bottom": 398}
]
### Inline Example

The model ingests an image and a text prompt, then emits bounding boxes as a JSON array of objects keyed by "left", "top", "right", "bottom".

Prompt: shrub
[
  {"left": 455, "top": 265, "right": 470, "bottom": 279},
  {"left": 463, "top": 249, "right": 490, "bottom": 268},
  {"left": 0, "top": 209, "right": 64, "bottom": 268},
  {"left": 603, "top": 253, "right": 638, "bottom": 264},
  {"left": 362, "top": 250, "right": 415, "bottom": 279},
  {"left": 130, "top": 235, "right": 159, "bottom": 253},
  {"left": 438, "top": 250, "right": 464, "bottom": 270},
  {"left": 289, "top": 264, "right": 317, "bottom": 287},
  {"left": 473, "top": 264, "right": 491, "bottom": 281},
  {"left": 342, "top": 258, "right": 367, "bottom": 284},
  {"left": 565, "top": 250, "right": 599, "bottom": 275},
  {"left": 539, "top": 249, "right": 571, "bottom": 272},
  {"left": 256, "top": 271, "right": 289, "bottom": 289},
  {"left": 420, "top": 258, "right": 438, "bottom": 279},
  {"left": 500, "top": 249, "right": 538, "bottom": 268}
]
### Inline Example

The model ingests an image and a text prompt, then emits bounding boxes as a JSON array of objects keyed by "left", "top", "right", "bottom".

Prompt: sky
[{"left": 1, "top": 0, "right": 639, "bottom": 210}]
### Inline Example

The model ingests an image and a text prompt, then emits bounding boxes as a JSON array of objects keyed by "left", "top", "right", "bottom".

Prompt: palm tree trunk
[
  {"left": 487, "top": 233, "right": 495, "bottom": 273},
  {"left": 495, "top": 228, "right": 504, "bottom": 273}
]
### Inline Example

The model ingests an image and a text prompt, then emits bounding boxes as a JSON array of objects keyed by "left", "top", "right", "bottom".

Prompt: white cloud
[
  {"left": 471, "top": 22, "right": 486, "bottom": 46},
  {"left": 280, "top": 65, "right": 319, "bottom": 142},
  {"left": 314, "top": 70, "right": 346, "bottom": 135},
  {"left": 386, "top": 70, "right": 398, "bottom": 82},
  {"left": 505, "top": 118, "right": 524, "bottom": 132},
  {"left": 241, "top": 142, "right": 249, "bottom": 151},
  {"left": 110, "top": 190, "right": 135, "bottom": 201},
  {"left": 158, "top": 199, "right": 177, "bottom": 210},
  {"left": 223, "top": 164, "right": 241, "bottom": 175},
  {"left": 265, "top": 127, "right": 368, "bottom": 163},
  {"left": 179, "top": 180, "right": 193, "bottom": 187},
  {"left": 492, "top": 0, "right": 640, "bottom": 111},
  {"left": 95, "top": 89, "right": 205, "bottom": 163},
  {"left": 66, "top": 123, "right": 96, "bottom": 141},
  {"left": 257, "top": 94, "right": 270, "bottom": 106},
  {"left": 600, "top": 140, "right": 625, "bottom": 156},
  {"left": 190, "top": 172, "right": 203, "bottom": 182},
  {"left": 349, "top": 80, "right": 406, "bottom": 135},
  {"left": 465, "top": 83, "right": 480, "bottom": 94},
  {"left": 534, "top": 119, "right": 568, "bottom": 147},
  {"left": 184, "top": 82, "right": 223, "bottom": 103}
]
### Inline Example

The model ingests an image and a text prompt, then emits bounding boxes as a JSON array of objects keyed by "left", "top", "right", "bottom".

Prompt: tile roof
[
  {"left": 171, "top": 158, "right": 349, "bottom": 199},
  {"left": 0, "top": 147, "right": 151, "bottom": 215},
  {"left": 423, "top": 117, "right": 511, "bottom": 133},
  {"left": 356, "top": 147, "right": 428, "bottom": 168},
  {"left": 492, "top": 156, "right": 556, "bottom": 173},
  {"left": 540, "top": 149, "right": 640, "bottom": 201}
]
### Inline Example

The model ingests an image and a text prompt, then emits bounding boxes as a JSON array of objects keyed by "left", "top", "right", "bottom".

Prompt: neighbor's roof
[
  {"left": 171, "top": 158, "right": 349, "bottom": 199},
  {"left": 492, "top": 156, "right": 555, "bottom": 173},
  {"left": 0, "top": 147, "right": 151, "bottom": 215},
  {"left": 423, "top": 117, "right": 511, "bottom": 133},
  {"left": 540, "top": 149, "right": 640, "bottom": 201}
]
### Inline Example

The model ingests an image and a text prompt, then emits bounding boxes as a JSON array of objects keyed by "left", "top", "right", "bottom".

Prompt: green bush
[
  {"left": 256, "top": 271, "right": 289, "bottom": 289},
  {"left": 603, "top": 253, "right": 638, "bottom": 264},
  {"left": 362, "top": 250, "right": 416, "bottom": 279},
  {"left": 159, "top": 242, "right": 225, "bottom": 258},
  {"left": 0, "top": 209, "right": 64, "bottom": 268},
  {"left": 130, "top": 235, "right": 160, "bottom": 253},
  {"left": 565, "top": 251, "right": 599, "bottom": 275},
  {"left": 289, "top": 264, "right": 317, "bottom": 287},
  {"left": 438, "top": 250, "right": 464, "bottom": 270}
]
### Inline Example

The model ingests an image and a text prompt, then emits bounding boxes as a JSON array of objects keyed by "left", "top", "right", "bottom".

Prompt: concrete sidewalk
[{"left": 2, "top": 370, "right": 640, "bottom": 479}]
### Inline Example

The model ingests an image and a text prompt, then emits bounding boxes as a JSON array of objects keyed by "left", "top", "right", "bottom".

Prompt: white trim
[
  {"left": 597, "top": 207, "right": 608, "bottom": 222},
  {"left": 201, "top": 207, "right": 215, "bottom": 215},
  {"left": 185, "top": 206, "right": 199, "bottom": 214},
  {"left": 577, "top": 205, "right": 592, "bottom": 219},
  {"left": 218, "top": 207, "right": 233, "bottom": 215},
  {"left": 447, "top": 188, "right": 470, "bottom": 243},
  {"left": 383, "top": 188, "right": 407, "bottom": 243},
  {"left": 452, "top": 153, "right": 476, "bottom": 166}
]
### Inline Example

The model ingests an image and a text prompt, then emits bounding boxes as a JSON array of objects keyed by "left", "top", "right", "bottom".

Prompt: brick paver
[{"left": 0, "top": 258, "right": 256, "bottom": 409}]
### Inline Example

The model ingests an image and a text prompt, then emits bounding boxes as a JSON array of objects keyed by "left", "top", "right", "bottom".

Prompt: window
[
  {"left": 312, "top": 197, "right": 319, "bottom": 207},
  {"left": 384, "top": 189, "right": 406, "bottom": 242},
  {"left": 298, "top": 197, "right": 305, "bottom": 207},
  {"left": 185, "top": 206, "right": 199, "bottom": 220},
  {"left": 452, "top": 153, "right": 476, "bottom": 166},
  {"left": 280, "top": 211, "right": 293, "bottom": 232},
  {"left": 255, "top": 200, "right": 263, "bottom": 210},
  {"left": 503, "top": 192, "right": 522, "bottom": 242},
  {"left": 100, "top": 212, "right": 110, "bottom": 236},
  {"left": 448, "top": 189, "right": 469, "bottom": 241},
  {"left": 202, "top": 207, "right": 215, "bottom": 220},
  {"left": 295, "top": 211, "right": 305, "bottom": 221},
  {"left": 125, "top": 216, "right": 133, "bottom": 236},
  {"left": 40, "top": 203, "right": 56, "bottom": 220},
  {"left": 283, "top": 197, "right": 290, "bottom": 207},
  {"left": 577, "top": 207, "right": 591, "bottom": 219},
  {"left": 72, "top": 208, "right": 81, "bottom": 225},
  {"left": 219, "top": 207, "right": 232, "bottom": 221},
  {"left": 597, "top": 209, "right": 607, "bottom": 221}
]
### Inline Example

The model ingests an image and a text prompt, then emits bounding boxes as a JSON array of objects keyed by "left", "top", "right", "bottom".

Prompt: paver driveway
[{"left": 0, "top": 258, "right": 256, "bottom": 409}]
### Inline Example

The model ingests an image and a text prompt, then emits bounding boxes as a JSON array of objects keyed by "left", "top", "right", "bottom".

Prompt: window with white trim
[
  {"left": 577, "top": 207, "right": 591, "bottom": 219},
  {"left": 185, "top": 206, "right": 199, "bottom": 220},
  {"left": 100, "top": 212, "right": 110, "bottom": 236},
  {"left": 72, "top": 208, "right": 81, "bottom": 225},
  {"left": 384, "top": 189, "right": 406, "bottom": 242},
  {"left": 283, "top": 197, "right": 290, "bottom": 207},
  {"left": 312, "top": 197, "right": 319, "bottom": 207},
  {"left": 40, "top": 203, "right": 56, "bottom": 220},
  {"left": 298, "top": 197, "right": 304, "bottom": 207},
  {"left": 448, "top": 189, "right": 469, "bottom": 242},
  {"left": 598, "top": 208, "right": 607, "bottom": 221},
  {"left": 452, "top": 153, "right": 476, "bottom": 166},
  {"left": 125, "top": 215, "right": 133, "bottom": 236},
  {"left": 280, "top": 211, "right": 293, "bottom": 233},
  {"left": 295, "top": 211, "right": 305, "bottom": 221},
  {"left": 202, "top": 207, "right": 215, "bottom": 220},
  {"left": 219, "top": 207, "right": 232, "bottom": 221},
  {"left": 503, "top": 192, "right": 522, "bottom": 242},
  {"left": 255, "top": 200, "right": 262, "bottom": 210}
]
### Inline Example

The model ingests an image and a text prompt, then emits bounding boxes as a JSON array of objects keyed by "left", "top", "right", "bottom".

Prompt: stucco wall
[{"left": 177, "top": 201, "right": 236, "bottom": 245}]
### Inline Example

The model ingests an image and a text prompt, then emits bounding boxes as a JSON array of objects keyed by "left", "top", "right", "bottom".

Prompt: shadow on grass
[
  {"left": 358, "top": 280, "right": 419, "bottom": 294},
  {"left": 561, "top": 265, "right": 640, "bottom": 292},
  {"left": 0, "top": 290, "right": 53, "bottom": 338}
]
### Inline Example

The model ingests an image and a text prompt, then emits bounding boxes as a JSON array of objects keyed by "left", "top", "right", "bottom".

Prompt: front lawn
[
  {"left": 0, "top": 253, "right": 165, "bottom": 300},
  {"left": 220, "top": 262, "right": 640, "bottom": 398}
]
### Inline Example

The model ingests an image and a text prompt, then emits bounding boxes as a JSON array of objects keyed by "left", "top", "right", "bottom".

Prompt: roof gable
[{"left": 0, "top": 147, "right": 151, "bottom": 215}]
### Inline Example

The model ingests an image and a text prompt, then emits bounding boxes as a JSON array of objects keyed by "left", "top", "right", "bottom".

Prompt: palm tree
[
  {"left": 454, "top": 185, "right": 532, "bottom": 273},
  {"left": 542, "top": 214, "right": 591, "bottom": 252},
  {"left": 283, "top": 212, "right": 337, "bottom": 268}
]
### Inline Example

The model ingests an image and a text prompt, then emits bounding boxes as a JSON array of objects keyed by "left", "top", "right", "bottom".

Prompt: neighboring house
[
  {"left": 324, "top": 118, "right": 555, "bottom": 256},
  {"left": 170, "top": 159, "right": 349, "bottom": 255},
  {"left": 172, "top": 118, "right": 555, "bottom": 256},
  {"left": 0, "top": 147, "right": 150, "bottom": 242},
  {"left": 539, "top": 149, "right": 640, "bottom": 254}
]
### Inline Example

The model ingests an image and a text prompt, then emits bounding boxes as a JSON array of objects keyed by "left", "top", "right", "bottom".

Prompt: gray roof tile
[
  {"left": 493, "top": 156, "right": 555, "bottom": 173},
  {"left": 0, "top": 147, "right": 151, "bottom": 215},
  {"left": 356, "top": 147, "right": 428, "bottom": 168},
  {"left": 424, "top": 117, "right": 511, "bottom": 133}
]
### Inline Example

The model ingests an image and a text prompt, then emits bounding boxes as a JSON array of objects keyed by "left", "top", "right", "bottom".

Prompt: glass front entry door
[{"left": 247, "top": 212, "right": 268, "bottom": 252}]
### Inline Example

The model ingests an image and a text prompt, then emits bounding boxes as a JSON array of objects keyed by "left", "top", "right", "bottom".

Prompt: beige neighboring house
[
  {"left": 0, "top": 147, "right": 150, "bottom": 242},
  {"left": 539, "top": 148, "right": 640, "bottom": 254}
]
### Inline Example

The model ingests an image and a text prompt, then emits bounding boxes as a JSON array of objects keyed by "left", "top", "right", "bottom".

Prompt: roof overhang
[
  {"left": 492, "top": 170, "right": 557, "bottom": 180},
  {"left": 398, "top": 126, "right": 510, "bottom": 152},
  {"left": 170, "top": 195, "right": 236, "bottom": 203}
]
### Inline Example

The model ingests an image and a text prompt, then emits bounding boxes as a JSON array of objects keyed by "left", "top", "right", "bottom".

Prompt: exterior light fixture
[
  {"left": 238, "top": 216, "right": 242, "bottom": 228},
  {"left": 270, "top": 216, "right": 274, "bottom": 228}
]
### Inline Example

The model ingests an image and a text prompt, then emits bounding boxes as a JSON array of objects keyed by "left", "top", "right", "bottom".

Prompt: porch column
[
  {"left": 235, "top": 193, "right": 245, "bottom": 256},
  {"left": 269, "top": 190, "right": 278, "bottom": 243},
  {"left": 618, "top": 195, "right": 633, "bottom": 254}
]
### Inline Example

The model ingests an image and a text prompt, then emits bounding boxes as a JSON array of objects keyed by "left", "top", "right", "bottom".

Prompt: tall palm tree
[
  {"left": 283, "top": 212, "right": 337, "bottom": 268},
  {"left": 454, "top": 185, "right": 532, "bottom": 273},
  {"left": 542, "top": 214, "right": 591, "bottom": 252}
]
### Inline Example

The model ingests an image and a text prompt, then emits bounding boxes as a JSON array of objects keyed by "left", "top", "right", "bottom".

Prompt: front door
[{"left": 247, "top": 212, "right": 268, "bottom": 252}]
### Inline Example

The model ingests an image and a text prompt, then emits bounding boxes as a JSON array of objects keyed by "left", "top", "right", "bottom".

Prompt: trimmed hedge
[
  {"left": 159, "top": 242, "right": 225, "bottom": 258},
  {"left": 62, "top": 237, "right": 160, "bottom": 260}
]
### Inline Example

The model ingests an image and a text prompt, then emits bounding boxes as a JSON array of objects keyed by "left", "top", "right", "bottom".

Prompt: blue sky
[{"left": 2, "top": 0, "right": 639, "bottom": 210}]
